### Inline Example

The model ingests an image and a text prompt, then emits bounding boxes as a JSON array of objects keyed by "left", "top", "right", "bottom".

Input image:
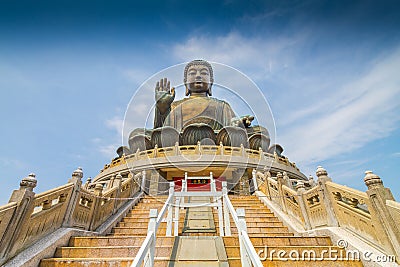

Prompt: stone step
[
  {"left": 244, "top": 222, "right": 284, "bottom": 227},
  {"left": 227, "top": 259, "right": 363, "bottom": 266},
  {"left": 128, "top": 205, "right": 165, "bottom": 210},
  {"left": 54, "top": 246, "right": 172, "bottom": 258},
  {"left": 40, "top": 258, "right": 170, "bottom": 267},
  {"left": 223, "top": 236, "right": 333, "bottom": 246},
  {"left": 69, "top": 236, "right": 175, "bottom": 247},
  {"left": 225, "top": 245, "right": 348, "bottom": 258},
  {"left": 111, "top": 227, "right": 167, "bottom": 235},
  {"left": 117, "top": 221, "right": 184, "bottom": 228},
  {"left": 233, "top": 207, "right": 271, "bottom": 212},
  {"left": 243, "top": 217, "right": 281, "bottom": 222},
  {"left": 229, "top": 227, "right": 290, "bottom": 234}
]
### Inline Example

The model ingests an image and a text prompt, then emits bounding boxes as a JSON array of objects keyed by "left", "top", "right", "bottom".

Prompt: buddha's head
[{"left": 184, "top": 60, "right": 214, "bottom": 96}]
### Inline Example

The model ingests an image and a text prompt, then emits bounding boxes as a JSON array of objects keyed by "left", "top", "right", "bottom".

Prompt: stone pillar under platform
[
  {"left": 232, "top": 169, "right": 250, "bottom": 195},
  {"left": 148, "top": 170, "right": 161, "bottom": 196},
  {"left": 157, "top": 177, "right": 169, "bottom": 195}
]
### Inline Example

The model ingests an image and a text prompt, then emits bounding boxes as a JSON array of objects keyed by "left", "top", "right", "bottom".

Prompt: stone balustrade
[
  {"left": 258, "top": 166, "right": 400, "bottom": 263},
  {"left": 0, "top": 168, "right": 142, "bottom": 265},
  {"left": 100, "top": 144, "right": 299, "bottom": 172}
]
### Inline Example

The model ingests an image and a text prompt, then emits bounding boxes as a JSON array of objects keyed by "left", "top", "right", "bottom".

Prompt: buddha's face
[{"left": 186, "top": 64, "right": 211, "bottom": 94}]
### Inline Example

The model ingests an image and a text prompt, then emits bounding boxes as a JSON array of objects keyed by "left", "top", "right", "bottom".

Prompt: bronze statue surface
[
  {"left": 154, "top": 59, "right": 236, "bottom": 131},
  {"left": 126, "top": 59, "right": 280, "bottom": 155}
]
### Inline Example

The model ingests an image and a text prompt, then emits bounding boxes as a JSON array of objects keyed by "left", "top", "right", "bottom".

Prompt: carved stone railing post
[
  {"left": 83, "top": 177, "right": 92, "bottom": 190},
  {"left": 195, "top": 141, "right": 201, "bottom": 154},
  {"left": 240, "top": 144, "right": 246, "bottom": 157},
  {"left": 251, "top": 169, "right": 258, "bottom": 192},
  {"left": 308, "top": 175, "right": 315, "bottom": 187},
  {"left": 127, "top": 172, "right": 135, "bottom": 196},
  {"left": 295, "top": 181, "right": 311, "bottom": 230},
  {"left": 219, "top": 142, "right": 224, "bottom": 155},
  {"left": 0, "top": 174, "right": 37, "bottom": 264},
  {"left": 316, "top": 166, "right": 338, "bottom": 227},
  {"left": 264, "top": 170, "right": 272, "bottom": 200},
  {"left": 63, "top": 167, "right": 83, "bottom": 227},
  {"left": 364, "top": 171, "right": 400, "bottom": 262},
  {"left": 283, "top": 172, "right": 291, "bottom": 188},
  {"left": 89, "top": 184, "right": 103, "bottom": 231},
  {"left": 108, "top": 174, "right": 116, "bottom": 189},
  {"left": 174, "top": 141, "right": 180, "bottom": 156},
  {"left": 112, "top": 173, "right": 122, "bottom": 214},
  {"left": 153, "top": 144, "right": 158, "bottom": 158},
  {"left": 141, "top": 170, "right": 147, "bottom": 193},
  {"left": 276, "top": 172, "right": 287, "bottom": 213}
]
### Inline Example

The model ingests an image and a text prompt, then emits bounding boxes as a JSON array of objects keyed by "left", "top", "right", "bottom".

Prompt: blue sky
[{"left": 1, "top": 0, "right": 399, "bottom": 204}]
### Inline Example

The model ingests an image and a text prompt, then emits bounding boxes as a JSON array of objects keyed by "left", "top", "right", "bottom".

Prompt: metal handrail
[
  {"left": 132, "top": 180, "right": 263, "bottom": 267},
  {"left": 130, "top": 232, "right": 154, "bottom": 266},
  {"left": 222, "top": 190, "right": 263, "bottom": 267},
  {"left": 156, "top": 193, "right": 173, "bottom": 228},
  {"left": 131, "top": 183, "right": 175, "bottom": 267},
  {"left": 241, "top": 230, "right": 264, "bottom": 267},
  {"left": 223, "top": 194, "right": 240, "bottom": 227}
]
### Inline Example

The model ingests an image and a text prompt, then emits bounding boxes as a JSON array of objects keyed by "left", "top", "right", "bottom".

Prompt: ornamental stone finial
[
  {"left": 316, "top": 166, "right": 328, "bottom": 177},
  {"left": 296, "top": 181, "right": 305, "bottom": 191},
  {"left": 94, "top": 183, "right": 104, "bottom": 196},
  {"left": 20, "top": 173, "right": 37, "bottom": 191},
  {"left": 72, "top": 167, "right": 83, "bottom": 179},
  {"left": 364, "top": 170, "right": 383, "bottom": 189},
  {"left": 308, "top": 175, "right": 315, "bottom": 187}
]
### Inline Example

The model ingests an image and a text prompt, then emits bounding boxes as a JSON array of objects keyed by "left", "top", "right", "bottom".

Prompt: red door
[
  {"left": 187, "top": 178, "right": 210, "bottom": 191},
  {"left": 173, "top": 176, "right": 226, "bottom": 191}
]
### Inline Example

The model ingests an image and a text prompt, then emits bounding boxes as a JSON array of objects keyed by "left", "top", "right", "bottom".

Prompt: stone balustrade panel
[
  {"left": 386, "top": 200, "right": 400, "bottom": 223},
  {"left": 325, "top": 181, "right": 376, "bottom": 241},
  {"left": 71, "top": 189, "right": 96, "bottom": 229},
  {"left": 0, "top": 202, "right": 17, "bottom": 241},
  {"left": 117, "top": 177, "right": 134, "bottom": 209},
  {"left": 282, "top": 185, "right": 304, "bottom": 226},
  {"left": 91, "top": 187, "right": 118, "bottom": 230},
  {"left": 303, "top": 185, "right": 328, "bottom": 228},
  {"left": 15, "top": 183, "right": 74, "bottom": 253},
  {"left": 266, "top": 177, "right": 280, "bottom": 205}
]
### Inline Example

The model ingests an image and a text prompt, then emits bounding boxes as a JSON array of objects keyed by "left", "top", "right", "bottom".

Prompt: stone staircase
[
  {"left": 224, "top": 195, "right": 363, "bottom": 266},
  {"left": 40, "top": 196, "right": 175, "bottom": 267},
  {"left": 40, "top": 194, "right": 364, "bottom": 266}
]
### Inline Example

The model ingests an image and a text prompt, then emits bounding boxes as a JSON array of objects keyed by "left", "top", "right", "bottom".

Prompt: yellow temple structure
[{"left": 0, "top": 60, "right": 399, "bottom": 266}]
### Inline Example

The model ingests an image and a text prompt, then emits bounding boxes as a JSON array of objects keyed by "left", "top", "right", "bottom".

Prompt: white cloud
[
  {"left": 0, "top": 157, "right": 26, "bottom": 169},
  {"left": 170, "top": 32, "right": 400, "bottom": 171},
  {"left": 122, "top": 68, "right": 152, "bottom": 86},
  {"left": 98, "top": 144, "right": 119, "bottom": 159},
  {"left": 280, "top": 48, "right": 400, "bottom": 165},
  {"left": 172, "top": 32, "right": 302, "bottom": 80},
  {"left": 105, "top": 116, "right": 124, "bottom": 136}
]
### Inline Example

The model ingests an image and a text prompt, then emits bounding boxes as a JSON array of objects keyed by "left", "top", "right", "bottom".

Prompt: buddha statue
[
  {"left": 154, "top": 60, "right": 236, "bottom": 131},
  {"left": 125, "top": 59, "right": 280, "bottom": 154}
]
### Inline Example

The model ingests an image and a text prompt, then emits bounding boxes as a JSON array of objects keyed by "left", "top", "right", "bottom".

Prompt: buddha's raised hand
[{"left": 155, "top": 78, "right": 175, "bottom": 114}]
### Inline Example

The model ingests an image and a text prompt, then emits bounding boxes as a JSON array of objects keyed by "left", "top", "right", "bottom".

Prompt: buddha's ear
[
  {"left": 207, "top": 83, "right": 213, "bottom": 96},
  {"left": 185, "top": 85, "right": 190, "bottom": 96}
]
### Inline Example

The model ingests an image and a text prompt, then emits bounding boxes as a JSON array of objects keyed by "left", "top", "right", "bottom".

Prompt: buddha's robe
[{"left": 156, "top": 97, "right": 235, "bottom": 131}]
